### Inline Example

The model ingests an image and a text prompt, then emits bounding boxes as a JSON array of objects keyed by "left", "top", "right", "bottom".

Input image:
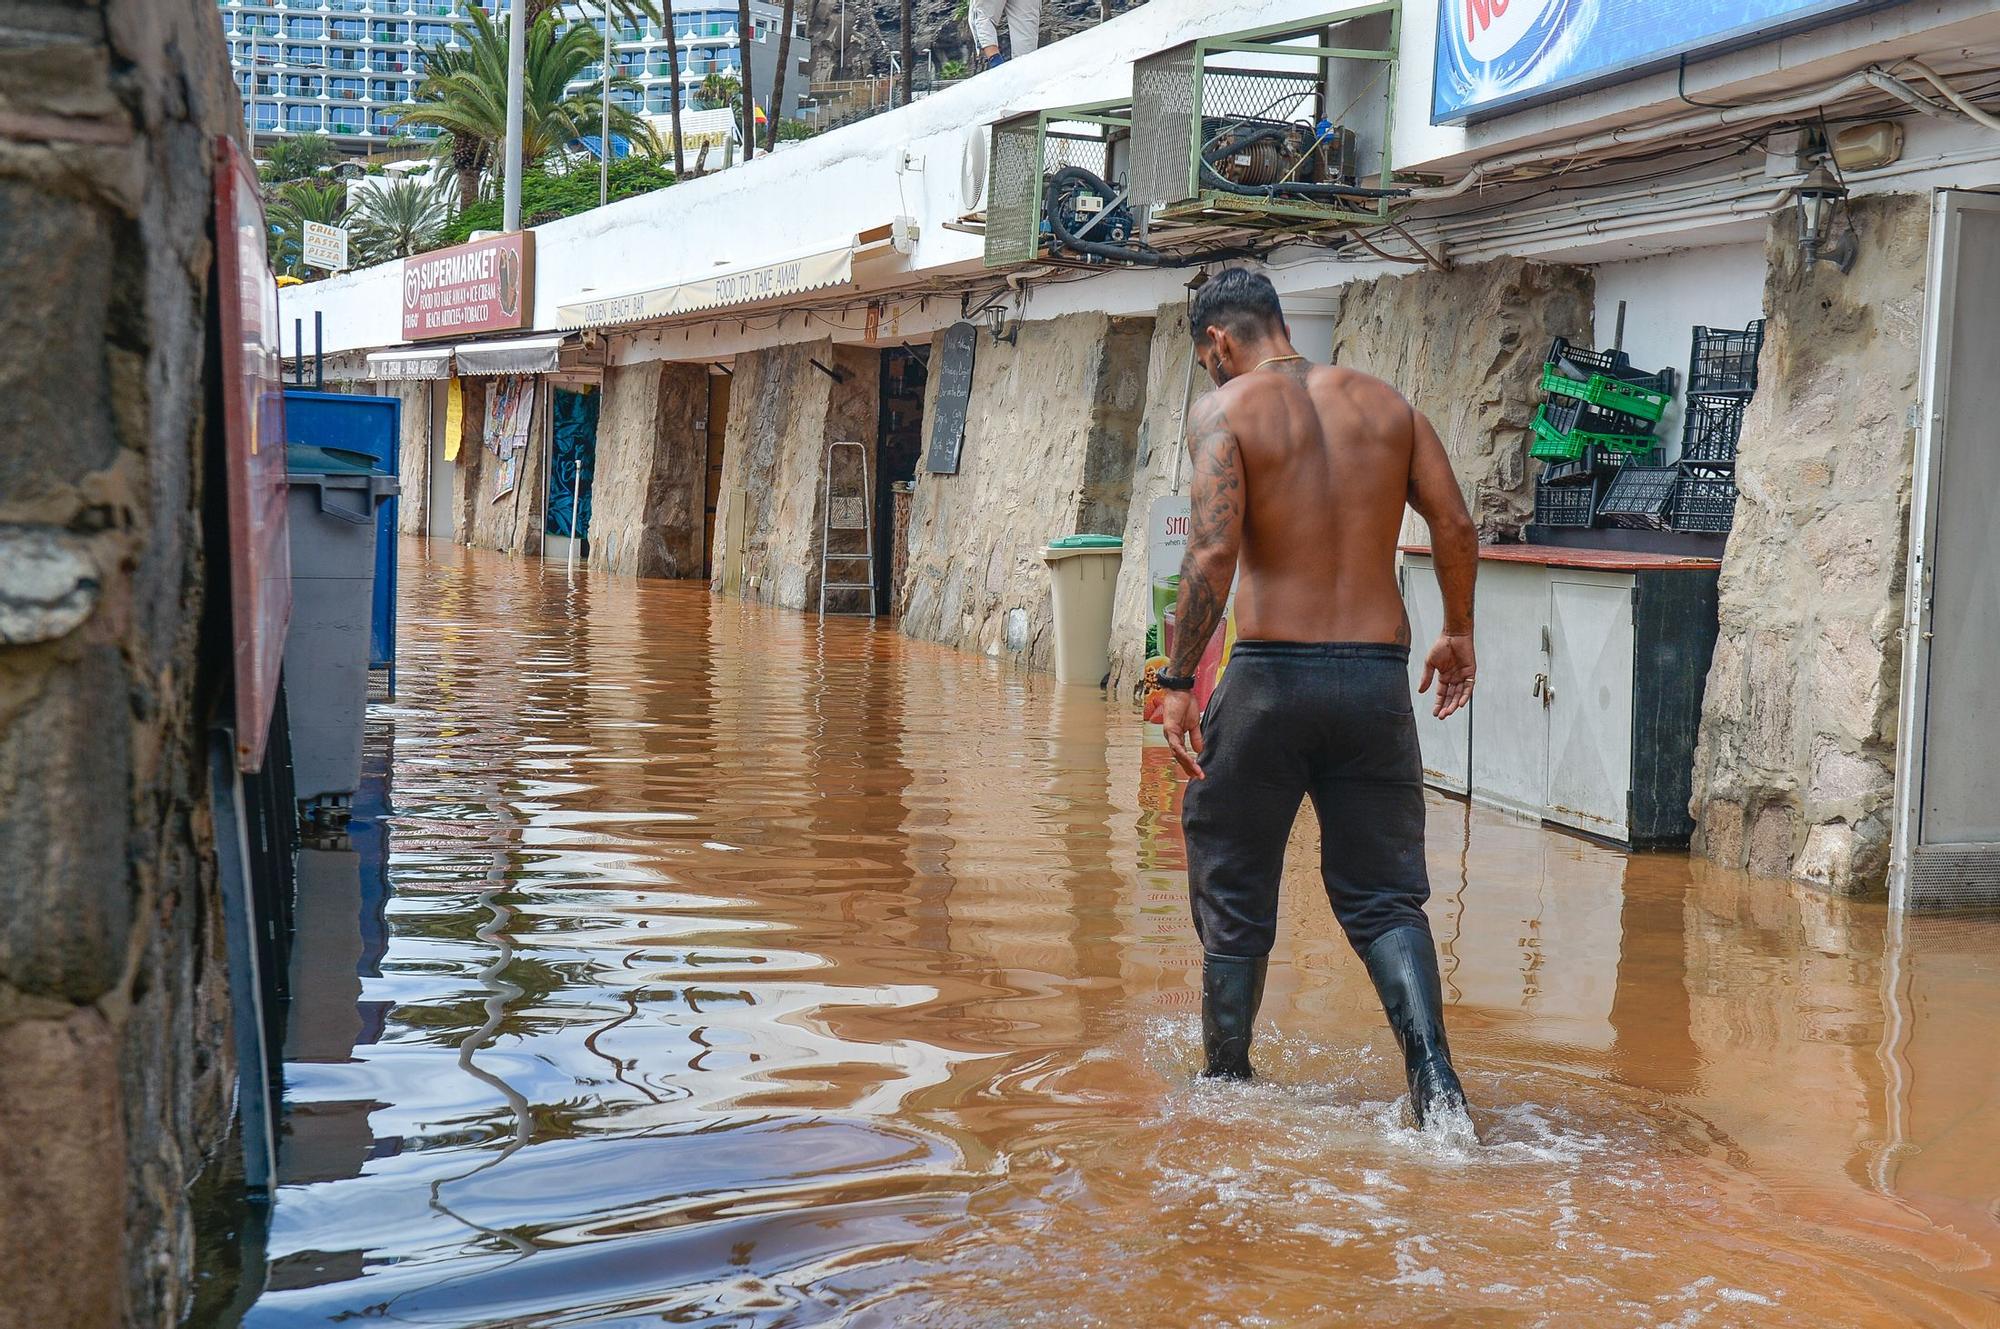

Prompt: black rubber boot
[
  {"left": 1201, "top": 953, "right": 1268, "bottom": 1080},
  {"left": 1362, "top": 927, "right": 1469, "bottom": 1126}
]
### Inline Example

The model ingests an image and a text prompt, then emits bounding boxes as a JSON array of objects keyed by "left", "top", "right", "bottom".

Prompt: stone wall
[
  {"left": 590, "top": 361, "right": 709, "bottom": 577},
  {"left": 0, "top": 3, "right": 242, "bottom": 1324},
  {"left": 384, "top": 380, "right": 431, "bottom": 536},
  {"left": 1689, "top": 195, "right": 1928, "bottom": 896},
  {"left": 900, "top": 312, "right": 1153, "bottom": 670},
  {"left": 457, "top": 377, "right": 546, "bottom": 557},
  {"left": 709, "top": 340, "right": 879, "bottom": 608},
  {"left": 1328, "top": 258, "right": 1594, "bottom": 540},
  {"left": 1107, "top": 300, "right": 1214, "bottom": 702}
]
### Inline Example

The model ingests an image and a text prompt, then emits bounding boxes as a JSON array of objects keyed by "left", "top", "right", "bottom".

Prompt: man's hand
[
  {"left": 1161, "top": 688, "right": 1205, "bottom": 779},
  {"left": 1419, "top": 632, "right": 1476, "bottom": 719}
]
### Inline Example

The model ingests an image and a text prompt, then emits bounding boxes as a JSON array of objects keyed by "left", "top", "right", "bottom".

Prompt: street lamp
[{"left": 1797, "top": 160, "right": 1855, "bottom": 273}]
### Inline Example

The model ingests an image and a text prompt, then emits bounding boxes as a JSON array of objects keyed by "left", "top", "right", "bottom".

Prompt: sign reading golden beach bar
[{"left": 402, "top": 232, "right": 534, "bottom": 341}]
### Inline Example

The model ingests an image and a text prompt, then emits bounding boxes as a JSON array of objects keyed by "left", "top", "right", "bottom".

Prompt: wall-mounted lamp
[
  {"left": 1797, "top": 161, "right": 1856, "bottom": 273},
  {"left": 985, "top": 303, "right": 1017, "bottom": 346}
]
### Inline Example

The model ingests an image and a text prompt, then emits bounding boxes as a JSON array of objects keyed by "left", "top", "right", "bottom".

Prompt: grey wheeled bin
[{"left": 284, "top": 443, "right": 398, "bottom": 822}]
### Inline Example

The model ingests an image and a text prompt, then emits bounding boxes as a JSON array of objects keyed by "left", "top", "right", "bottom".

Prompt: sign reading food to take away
[{"left": 402, "top": 232, "right": 533, "bottom": 341}]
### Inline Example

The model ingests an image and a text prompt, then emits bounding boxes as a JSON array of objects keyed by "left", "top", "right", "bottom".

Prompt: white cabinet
[
  {"left": 1402, "top": 558, "right": 1469, "bottom": 793},
  {"left": 1400, "top": 548, "right": 1719, "bottom": 848}
]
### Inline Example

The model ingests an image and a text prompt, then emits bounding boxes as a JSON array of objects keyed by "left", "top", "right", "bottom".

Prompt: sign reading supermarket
[
  {"left": 1433, "top": 0, "right": 1886, "bottom": 123},
  {"left": 401, "top": 232, "right": 534, "bottom": 341}
]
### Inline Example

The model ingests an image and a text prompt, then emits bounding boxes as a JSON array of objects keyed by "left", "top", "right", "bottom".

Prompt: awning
[
  {"left": 366, "top": 348, "right": 452, "bottom": 381},
  {"left": 555, "top": 242, "right": 858, "bottom": 331},
  {"left": 453, "top": 334, "right": 564, "bottom": 376}
]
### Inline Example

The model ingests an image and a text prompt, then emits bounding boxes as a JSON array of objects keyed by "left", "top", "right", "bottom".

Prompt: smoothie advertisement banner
[{"left": 1433, "top": 0, "right": 1884, "bottom": 124}]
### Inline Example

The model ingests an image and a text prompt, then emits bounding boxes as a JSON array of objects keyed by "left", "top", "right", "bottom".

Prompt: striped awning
[
  {"left": 555, "top": 242, "right": 858, "bottom": 331},
  {"left": 365, "top": 347, "right": 452, "bottom": 381}
]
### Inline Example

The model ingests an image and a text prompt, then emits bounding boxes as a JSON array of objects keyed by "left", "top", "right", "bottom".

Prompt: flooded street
[{"left": 209, "top": 542, "right": 2000, "bottom": 1327}]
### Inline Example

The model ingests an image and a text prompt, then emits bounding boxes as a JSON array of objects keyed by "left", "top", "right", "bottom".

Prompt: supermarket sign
[
  {"left": 402, "top": 232, "right": 534, "bottom": 341},
  {"left": 1434, "top": 0, "right": 1887, "bottom": 124}
]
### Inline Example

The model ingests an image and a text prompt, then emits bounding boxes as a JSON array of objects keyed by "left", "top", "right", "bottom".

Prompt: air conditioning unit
[
  {"left": 982, "top": 100, "right": 1155, "bottom": 269},
  {"left": 1130, "top": 5, "right": 1405, "bottom": 230}
]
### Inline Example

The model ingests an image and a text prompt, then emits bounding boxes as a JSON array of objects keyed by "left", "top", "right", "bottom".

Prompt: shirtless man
[{"left": 1157, "top": 267, "right": 1479, "bottom": 1126}]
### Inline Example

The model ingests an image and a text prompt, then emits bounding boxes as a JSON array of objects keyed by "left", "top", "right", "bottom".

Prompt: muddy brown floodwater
[{"left": 198, "top": 542, "right": 2000, "bottom": 1327}]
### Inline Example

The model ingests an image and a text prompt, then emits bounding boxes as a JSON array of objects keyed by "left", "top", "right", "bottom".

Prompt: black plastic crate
[
  {"left": 1547, "top": 337, "right": 1678, "bottom": 394},
  {"left": 1534, "top": 474, "right": 1600, "bottom": 527},
  {"left": 1540, "top": 393, "right": 1658, "bottom": 440},
  {"left": 1596, "top": 465, "right": 1679, "bottom": 530},
  {"left": 1680, "top": 393, "right": 1748, "bottom": 466},
  {"left": 1688, "top": 319, "right": 1765, "bottom": 396},
  {"left": 1671, "top": 468, "right": 1739, "bottom": 533},
  {"left": 1541, "top": 443, "right": 1661, "bottom": 485}
]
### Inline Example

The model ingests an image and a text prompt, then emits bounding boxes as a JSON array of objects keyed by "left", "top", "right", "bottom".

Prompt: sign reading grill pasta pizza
[{"left": 402, "top": 232, "right": 534, "bottom": 341}]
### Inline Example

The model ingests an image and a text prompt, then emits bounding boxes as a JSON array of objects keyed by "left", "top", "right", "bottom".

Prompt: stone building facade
[
  {"left": 591, "top": 361, "right": 711, "bottom": 578},
  {"left": 0, "top": 2, "right": 244, "bottom": 1324},
  {"left": 1689, "top": 195, "right": 1928, "bottom": 895},
  {"left": 900, "top": 312, "right": 1153, "bottom": 670}
]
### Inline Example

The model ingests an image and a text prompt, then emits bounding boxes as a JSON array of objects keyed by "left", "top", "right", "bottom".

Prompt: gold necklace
[{"left": 1253, "top": 354, "right": 1307, "bottom": 371}]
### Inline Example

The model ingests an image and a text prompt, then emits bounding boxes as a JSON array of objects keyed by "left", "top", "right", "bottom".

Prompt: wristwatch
[{"left": 1156, "top": 672, "right": 1197, "bottom": 691}]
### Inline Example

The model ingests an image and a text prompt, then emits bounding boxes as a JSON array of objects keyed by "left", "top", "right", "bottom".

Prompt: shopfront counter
[{"left": 1400, "top": 544, "right": 1721, "bottom": 848}]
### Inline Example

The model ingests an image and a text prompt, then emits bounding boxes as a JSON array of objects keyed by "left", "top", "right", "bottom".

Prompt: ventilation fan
[{"left": 961, "top": 127, "right": 990, "bottom": 214}]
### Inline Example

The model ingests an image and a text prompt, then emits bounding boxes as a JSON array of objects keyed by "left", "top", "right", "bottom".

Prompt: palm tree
[
  {"left": 267, "top": 179, "right": 348, "bottom": 278},
  {"left": 696, "top": 71, "right": 740, "bottom": 111},
  {"left": 401, "top": 4, "right": 653, "bottom": 212},
  {"left": 764, "top": 0, "right": 794, "bottom": 152},
  {"left": 659, "top": 2, "right": 686, "bottom": 176},
  {"left": 348, "top": 172, "right": 455, "bottom": 262},
  {"left": 260, "top": 132, "right": 338, "bottom": 186},
  {"left": 736, "top": 0, "right": 755, "bottom": 160}
]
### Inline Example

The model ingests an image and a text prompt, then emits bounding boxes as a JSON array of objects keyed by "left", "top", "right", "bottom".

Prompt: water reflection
[{"left": 203, "top": 542, "right": 2000, "bottom": 1327}]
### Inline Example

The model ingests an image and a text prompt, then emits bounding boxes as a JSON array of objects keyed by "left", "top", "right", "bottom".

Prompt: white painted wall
[
  {"left": 283, "top": 0, "right": 1387, "bottom": 357},
  {"left": 1591, "top": 242, "right": 1768, "bottom": 452},
  {"left": 277, "top": 0, "right": 2000, "bottom": 362}
]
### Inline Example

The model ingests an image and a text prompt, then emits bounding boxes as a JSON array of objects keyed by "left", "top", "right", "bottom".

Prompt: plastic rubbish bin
[
  {"left": 284, "top": 443, "right": 398, "bottom": 816},
  {"left": 1044, "top": 533, "right": 1123, "bottom": 686}
]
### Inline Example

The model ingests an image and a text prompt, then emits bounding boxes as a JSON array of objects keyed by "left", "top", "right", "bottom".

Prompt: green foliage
[
  {"left": 402, "top": 2, "right": 660, "bottom": 211},
  {"left": 260, "top": 133, "right": 339, "bottom": 185},
  {"left": 349, "top": 173, "right": 456, "bottom": 263},
  {"left": 773, "top": 117, "right": 817, "bottom": 142},
  {"left": 267, "top": 179, "right": 348, "bottom": 279},
  {"left": 438, "top": 157, "right": 677, "bottom": 247},
  {"left": 940, "top": 58, "right": 969, "bottom": 80},
  {"left": 696, "top": 72, "right": 742, "bottom": 111}
]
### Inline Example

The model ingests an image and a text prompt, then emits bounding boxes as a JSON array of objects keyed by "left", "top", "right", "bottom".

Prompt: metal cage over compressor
[
  {"left": 1129, "top": 4, "right": 1403, "bottom": 230},
  {"left": 983, "top": 100, "right": 1135, "bottom": 269}
]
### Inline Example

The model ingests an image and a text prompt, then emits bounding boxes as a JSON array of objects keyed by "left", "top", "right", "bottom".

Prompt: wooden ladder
[{"left": 818, "top": 439, "right": 877, "bottom": 617}]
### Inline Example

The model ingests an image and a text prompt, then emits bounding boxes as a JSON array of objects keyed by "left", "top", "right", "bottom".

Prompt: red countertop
[{"left": 1400, "top": 543, "right": 1722, "bottom": 572}]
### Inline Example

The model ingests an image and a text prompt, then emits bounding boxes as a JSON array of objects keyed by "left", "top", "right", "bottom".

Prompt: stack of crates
[
  {"left": 1532, "top": 338, "right": 1677, "bottom": 528},
  {"left": 1670, "top": 320, "right": 1764, "bottom": 533}
]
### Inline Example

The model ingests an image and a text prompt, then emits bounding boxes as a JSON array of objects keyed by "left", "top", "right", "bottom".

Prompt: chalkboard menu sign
[{"left": 924, "top": 321, "right": 978, "bottom": 475}]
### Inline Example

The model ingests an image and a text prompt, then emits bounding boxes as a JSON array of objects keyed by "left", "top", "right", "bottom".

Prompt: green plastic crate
[
  {"left": 1530, "top": 404, "right": 1656, "bottom": 460},
  {"left": 1540, "top": 364, "right": 1671, "bottom": 422}
]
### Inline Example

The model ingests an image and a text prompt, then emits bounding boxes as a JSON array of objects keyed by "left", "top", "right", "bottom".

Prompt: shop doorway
[
  {"left": 875, "top": 347, "right": 927, "bottom": 609},
  {"left": 546, "top": 385, "right": 598, "bottom": 561},
  {"left": 703, "top": 370, "right": 731, "bottom": 580},
  {"left": 426, "top": 379, "right": 455, "bottom": 542},
  {"left": 1895, "top": 190, "right": 2000, "bottom": 909}
]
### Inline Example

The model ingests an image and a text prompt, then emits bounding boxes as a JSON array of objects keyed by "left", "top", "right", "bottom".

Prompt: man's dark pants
[{"left": 1182, "top": 641, "right": 1433, "bottom": 960}]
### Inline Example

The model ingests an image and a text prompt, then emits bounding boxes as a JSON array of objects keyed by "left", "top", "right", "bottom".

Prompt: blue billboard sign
[{"left": 1433, "top": 0, "right": 1889, "bottom": 124}]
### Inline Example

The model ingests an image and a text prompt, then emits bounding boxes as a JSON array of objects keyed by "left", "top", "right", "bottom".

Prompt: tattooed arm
[{"left": 1161, "top": 393, "right": 1245, "bottom": 778}]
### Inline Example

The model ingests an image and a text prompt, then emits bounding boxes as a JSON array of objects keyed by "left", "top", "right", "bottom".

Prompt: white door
[
  {"left": 1401, "top": 556, "right": 1470, "bottom": 793},
  {"left": 1895, "top": 191, "right": 2000, "bottom": 908},
  {"left": 1469, "top": 561, "right": 1550, "bottom": 821},
  {"left": 1545, "top": 574, "right": 1634, "bottom": 840}
]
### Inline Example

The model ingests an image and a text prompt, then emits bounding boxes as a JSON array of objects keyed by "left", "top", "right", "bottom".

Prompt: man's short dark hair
[{"left": 1189, "top": 267, "right": 1284, "bottom": 344}]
